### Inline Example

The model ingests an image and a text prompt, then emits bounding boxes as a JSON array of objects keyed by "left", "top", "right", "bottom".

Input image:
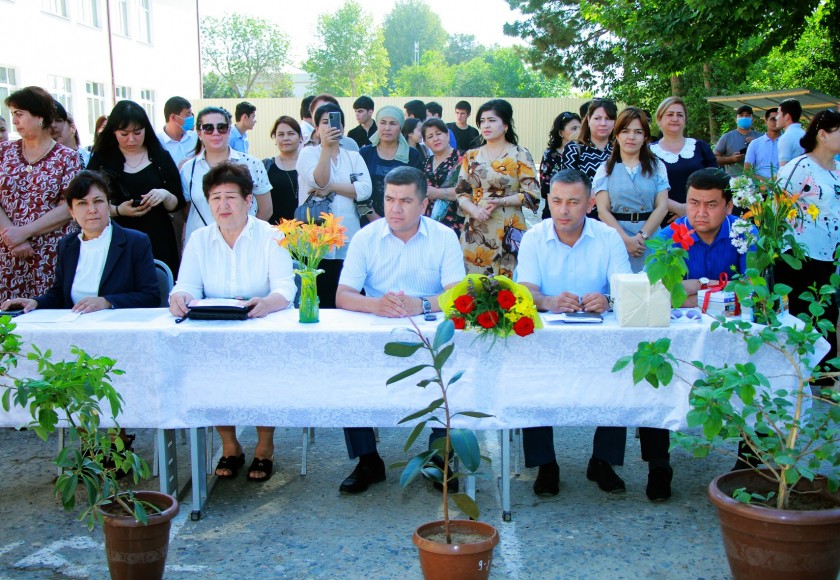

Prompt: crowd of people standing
[{"left": 1, "top": 85, "right": 839, "bottom": 496}]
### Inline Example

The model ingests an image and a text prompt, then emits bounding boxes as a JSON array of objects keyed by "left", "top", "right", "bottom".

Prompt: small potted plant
[
  {"left": 0, "top": 316, "right": 179, "bottom": 580},
  {"left": 614, "top": 172, "right": 840, "bottom": 578},
  {"left": 385, "top": 318, "right": 498, "bottom": 580}
]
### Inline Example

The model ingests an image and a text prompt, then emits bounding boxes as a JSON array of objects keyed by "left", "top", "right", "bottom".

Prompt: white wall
[{"left": 0, "top": 0, "right": 201, "bottom": 146}]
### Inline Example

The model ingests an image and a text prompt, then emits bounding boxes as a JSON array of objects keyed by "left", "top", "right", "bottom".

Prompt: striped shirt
[{"left": 339, "top": 216, "right": 465, "bottom": 298}]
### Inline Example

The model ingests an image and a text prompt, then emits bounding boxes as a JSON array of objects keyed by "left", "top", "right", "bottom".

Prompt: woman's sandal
[
  {"left": 246, "top": 457, "right": 273, "bottom": 482},
  {"left": 215, "top": 453, "right": 246, "bottom": 479}
]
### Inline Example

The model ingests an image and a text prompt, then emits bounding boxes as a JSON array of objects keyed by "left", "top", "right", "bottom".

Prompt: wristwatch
[
  {"left": 639, "top": 230, "right": 649, "bottom": 240},
  {"left": 420, "top": 297, "right": 432, "bottom": 316}
]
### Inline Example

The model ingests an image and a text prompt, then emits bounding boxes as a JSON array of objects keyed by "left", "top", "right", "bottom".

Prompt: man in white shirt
[
  {"left": 335, "top": 166, "right": 466, "bottom": 493},
  {"left": 156, "top": 96, "right": 198, "bottom": 168},
  {"left": 515, "top": 168, "right": 674, "bottom": 502},
  {"left": 777, "top": 98, "right": 805, "bottom": 166}
]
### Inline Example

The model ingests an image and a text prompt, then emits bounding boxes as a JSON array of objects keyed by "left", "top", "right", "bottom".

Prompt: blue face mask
[
  {"left": 180, "top": 115, "right": 195, "bottom": 132},
  {"left": 736, "top": 117, "right": 753, "bottom": 130}
]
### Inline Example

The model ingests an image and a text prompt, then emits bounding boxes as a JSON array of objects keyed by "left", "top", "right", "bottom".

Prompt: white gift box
[{"left": 610, "top": 273, "right": 671, "bottom": 327}]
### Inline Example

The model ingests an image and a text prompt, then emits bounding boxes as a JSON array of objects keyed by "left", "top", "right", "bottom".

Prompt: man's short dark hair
[
  {"left": 300, "top": 96, "right": 315, "bottom": 120},
  {"left": 353, "top": 96, "right": 374, "bottom": 111},
  {"left": 764, "top": 107, "right": 778, "bottom": 120},
  {"left": 549, "top": 168, "right": 592, "bottom": 197},
  {"left": 779, "top": 98, "right": 802, "bottom": 123},
  {"left": 404, "top": 99, "right": 426, "bottom": 119},
  {"left": 455, "top": 100, "right": 471, "bottom": 114},
  {"left": 235, "top": 101, "right": 256, "bottom": 122},
  {"left": 164, "top": 96, "right": 191, "bottom": 122},
  {"left": 736, "top": 105, "right": 753, "bottom": 116},
  {"left": 426, "top": 101, "right": 443, "bottom": 118},
  {"left": 202, "top": 161, "right": 254, "bottom": 200},
  {"left": 384, "top": 166, "right": 427, "bottom": 200},
  {"left": 686, "top": 168, "right": 732, "bottom": 202}
]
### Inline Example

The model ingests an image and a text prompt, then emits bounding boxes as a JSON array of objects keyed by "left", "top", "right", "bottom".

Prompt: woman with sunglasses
[
  {"left": 560, "top": 99, "right": 618, "bottom": 220},
  {"left": 650, "top": 97, "right": 717, "bottom": 225},
  {"left": 594, "top": 107, "right": 670, "bottom": 272},
  {"left": 88, "top": 100, "right": 185, "bottom": 274},
  {"left": 540, "top": 111, "right": 581, "bottom": 219},
  {"left": 775, "top": 109, "right": 840, "bottom": 357},
  {"left": 180, "top": 107, "right": 273, "bottom": 245}
]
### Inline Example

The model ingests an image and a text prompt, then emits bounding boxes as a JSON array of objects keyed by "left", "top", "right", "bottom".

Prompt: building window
[
  {"left": 114, "top": 85, "right": 131, "bottom": 101},
  {"left": 86, "top": 81, "right": 106, "bottom": 135},
  {"left": 42, "top": 0, "right": 69, "bottom": 18},
  {"left": 0, "top": 66, "right": 18, "bottom": 134},
  {"left": 80, "top": 0, "right": 102, "bottom": 28},
  {"left": 116, "top": 0, "right": 130, "bottom": 36},
  {"left": 136, "top": 0, "right": 151, "bottom": 43},
  {"left": 139, "top": 89, "right": 155, "bottom": 122},
  {"left": 48, "top": 75, "right": 73, "bottom": 115}
]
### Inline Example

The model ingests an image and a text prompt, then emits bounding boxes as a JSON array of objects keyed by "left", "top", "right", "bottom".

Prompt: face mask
[
  {"left": 181, "top": 115, "right": 195, "bottom": 132},
  {"left": 736, "top": 117, "right": 753, "bottom": 130}
]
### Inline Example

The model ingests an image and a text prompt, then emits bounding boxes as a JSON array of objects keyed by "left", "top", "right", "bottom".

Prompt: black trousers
[{"left": 522, "top": 426, "right": 670, "bottom": 468}]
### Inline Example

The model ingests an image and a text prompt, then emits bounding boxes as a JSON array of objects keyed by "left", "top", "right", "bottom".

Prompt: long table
[{"left": 2, "top": 308, "right": 823, "bottom": 519}]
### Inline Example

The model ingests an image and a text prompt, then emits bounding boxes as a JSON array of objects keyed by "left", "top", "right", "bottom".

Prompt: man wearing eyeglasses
[
  {"left": 744, "top": 108, "right": 781, "bottom": 179},
  {"left": 335, "top": 166, "right": 465, "bottom": 494}
]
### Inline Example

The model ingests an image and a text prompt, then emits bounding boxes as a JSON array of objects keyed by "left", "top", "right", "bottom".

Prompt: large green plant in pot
[
  {"left": 385, "top": 319, "right": 499, "bottom": 580},
  {"left": 614, "top": 172, "right": 840, "bottom": 578}
]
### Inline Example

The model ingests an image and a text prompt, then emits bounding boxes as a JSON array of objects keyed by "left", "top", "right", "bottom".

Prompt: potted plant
[
  {"left": 385, "top": 318, "right": 498, "bottom": 580},
  {"left": 384, "top": 275, "right": 540, "bottom": 579},
  {"left": 614, "top": 172, "right": 840, "bottom": 578},
  {"left": 0, "top": 316, "right": 179, "bottom": 580}
]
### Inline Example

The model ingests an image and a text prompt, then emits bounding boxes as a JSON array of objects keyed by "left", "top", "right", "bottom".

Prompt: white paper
[{"left": 15, "top": 310, "right": 81, "bottom": 323}]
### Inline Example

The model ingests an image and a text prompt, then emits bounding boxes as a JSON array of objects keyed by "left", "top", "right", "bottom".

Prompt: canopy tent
[{"left": 706, "top": 88, "right": 839, "bottom": 120}]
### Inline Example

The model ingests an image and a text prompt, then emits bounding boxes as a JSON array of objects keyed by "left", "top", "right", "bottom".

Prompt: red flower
[
  {"left": 451, "top": 316, "right": 466, "bottom": 329},
  {"left": 497, "top": 289, "right": 516, "bottom": 310},
  {"left": 670, "top": 222, "right": 695, "bottom": 251},
  {"left": 513, "top": 317, "right": 535, "bottom": 337},
  {"left": 476, "top": 311, "right": 499, "bottom": 329},
  {"left": 454, "top": 295, "right": 475, "bottom": 314}
]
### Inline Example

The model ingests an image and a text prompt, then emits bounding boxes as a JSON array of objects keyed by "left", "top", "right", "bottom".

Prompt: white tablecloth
[{"left": 1, "top": 308, "right": 822, "bottom": 431}]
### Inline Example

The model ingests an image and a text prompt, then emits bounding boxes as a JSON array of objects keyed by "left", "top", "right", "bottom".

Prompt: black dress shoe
[
  {"left": 647, "top": 466, "right": 673, "bottom": 502},
  {"left": 586, "top": 457, "right": 626, "bottom": 493},
  {"left": 430, "top": 455, "right": 459, "bottom": 493},
  {"left": 339, "top": 459, "right": 386, "bottom": 494},
  {"left": 533, "top": 462, "right": 560, "bottom": 496}
]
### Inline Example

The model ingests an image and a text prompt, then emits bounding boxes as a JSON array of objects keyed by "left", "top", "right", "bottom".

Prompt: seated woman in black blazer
[{"left": 2, "top": 170, "right": 159, "bottom": 313}]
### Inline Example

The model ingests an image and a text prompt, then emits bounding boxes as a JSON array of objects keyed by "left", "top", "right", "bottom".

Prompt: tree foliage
[
  {"left": 382, "top": 0, "right": 448, "bottom": 81},
  {"left": 444, "top": 34, "right": 486, "bottom": 65},
  {"left": 200, "top": 14, "right": 291, "bottom": 98},
  {"left": 304, "top": 0, "right": 390, "bottom": 97}
]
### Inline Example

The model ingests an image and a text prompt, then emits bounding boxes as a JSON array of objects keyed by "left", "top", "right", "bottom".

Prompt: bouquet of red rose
[{"left": 438, "top": 274, "right": 542, "bottom": 338}]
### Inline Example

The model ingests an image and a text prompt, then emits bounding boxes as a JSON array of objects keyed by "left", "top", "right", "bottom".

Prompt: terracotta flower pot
[
  {"left": 708, "top": 470, "right": 840, "bottom": 579},
  {"left": 413, "top": 519, "right": 499, "bottom": 580},
  {"left": 99, "top": 491, "right": 179, "bottom": 580}
]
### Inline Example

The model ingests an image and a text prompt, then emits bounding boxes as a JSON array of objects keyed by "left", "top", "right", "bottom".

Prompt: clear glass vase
[{"left": 296, "top": 268, "right": 322, "bottom": 323}]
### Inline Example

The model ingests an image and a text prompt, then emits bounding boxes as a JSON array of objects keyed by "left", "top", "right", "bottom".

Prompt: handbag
[
  {"left": 175, "top": 299, "right": 253, "bottom": 323},
  {"left": 502, "top": 224, "right": 524, "bottom": 254},
  {"left": 294, "top": 191, "right": 334, "bottom": 225}
]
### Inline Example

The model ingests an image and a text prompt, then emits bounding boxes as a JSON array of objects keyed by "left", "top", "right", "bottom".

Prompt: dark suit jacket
[{"left": 36, "top": 222, "right": 160, "bottom": 309}]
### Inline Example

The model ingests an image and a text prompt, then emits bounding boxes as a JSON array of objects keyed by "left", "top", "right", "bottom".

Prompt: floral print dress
[
  {"left": 423, "top": 148, "right": 465, "bottom": 236},
  {"left": 0, "top": 141, "right": 81, "bottom": 300},
  {"left": 456, "top": 144, "right": 540, "bottom": 277}
]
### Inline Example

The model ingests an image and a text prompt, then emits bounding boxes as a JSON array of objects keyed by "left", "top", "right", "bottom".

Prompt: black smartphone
[
  {"left": 328, "top": 112, "right": 342, "bottom": 131},
  {"left": 131, "top": 197, "right": 143, "bottom": 207}
]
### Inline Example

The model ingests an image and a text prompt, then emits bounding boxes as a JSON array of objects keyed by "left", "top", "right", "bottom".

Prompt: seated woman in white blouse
[
  {"left": 169, "top": 162, "right": 296, "bottom": 483},
  {"left": 2, "top": 170, "right": 159, "bottom": 313}
]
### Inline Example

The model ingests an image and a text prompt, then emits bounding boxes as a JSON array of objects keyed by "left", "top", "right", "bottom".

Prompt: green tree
[
  {"left": 200, "top": 14, "right": 291, "bottom": 98},
  {"left": 202, "top": 72, "right": 236, "bottom": 99},
  {"left": 304, "top": 1, "right": 390, "bottom": 97},
  {"left": 382, "top": 0, "right": 448, "bottom": 83},
  {"left": 444, "top": 34, "right": 485, "bottom": 65},
  {"left": 392, "top": 51, "right": 454, "bottom": 96}
]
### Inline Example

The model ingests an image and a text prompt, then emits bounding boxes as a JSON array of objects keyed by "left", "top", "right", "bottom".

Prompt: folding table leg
[
  {"left": 156, "top": 429, "right": 178, "bottom": 496},
  {"left": 500, "top": 429, "right": 512, "bottom": 522},
  {"left": 190, "top": 427, "right": 208, "bottom": 520},
  {"left": 301, "top": 427, "right": 308, "bottom": 476}
]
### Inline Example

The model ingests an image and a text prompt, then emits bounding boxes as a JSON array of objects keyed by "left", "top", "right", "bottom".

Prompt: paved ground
[{"left": 0, "top": 422, "right": 734, "bottom": 579}]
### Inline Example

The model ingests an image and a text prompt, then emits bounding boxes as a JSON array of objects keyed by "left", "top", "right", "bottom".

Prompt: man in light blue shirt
[
  {"left": 228, "top": 101, "right": 256, "bottom": 154},
  {"left": 515, "top": 168, "right": 674, "bottom": 502},
  {"left": 777, "top": 98, "right": 805, "bottom": 166},
  {"left": 336, "top": 166, "right": 465, "bottom": 494},
  {"left": 744, "top": 108, "right": 780, "bottom": 179}
]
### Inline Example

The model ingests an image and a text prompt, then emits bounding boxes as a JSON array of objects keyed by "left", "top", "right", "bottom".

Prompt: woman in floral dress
[
  {"left": 421, "top": 117, "right": 464, "bottom": 237},
  {"left": 0, "top": 87, "right": 80, "bottom": 301},
  {"left": 456, "top": 99, "right": 539, "bottom": 277}
]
